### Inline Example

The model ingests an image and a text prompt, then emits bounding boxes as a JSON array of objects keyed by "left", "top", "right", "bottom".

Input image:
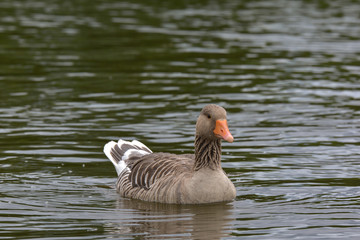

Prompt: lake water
[{"left": 1, "top": 0, "right": 360, "bottom": 239}]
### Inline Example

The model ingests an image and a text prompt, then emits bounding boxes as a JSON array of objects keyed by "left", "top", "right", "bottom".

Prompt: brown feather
[{"left": 127, "top": 153, "right": 194, "bottom": 190}]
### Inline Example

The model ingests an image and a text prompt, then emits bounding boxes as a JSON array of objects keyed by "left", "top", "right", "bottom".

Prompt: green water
[{"left": 1, "top": 0, "right": 360, "bottom": 239}]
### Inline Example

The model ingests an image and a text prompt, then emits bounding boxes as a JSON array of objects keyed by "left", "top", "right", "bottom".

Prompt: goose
[{"left": 103, "top": 104, "right": 236, "bottom": 204}]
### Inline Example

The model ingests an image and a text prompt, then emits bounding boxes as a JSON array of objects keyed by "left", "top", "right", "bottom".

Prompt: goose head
[{"left": 196, "top": 104, "right": 234, "bottom": 143}]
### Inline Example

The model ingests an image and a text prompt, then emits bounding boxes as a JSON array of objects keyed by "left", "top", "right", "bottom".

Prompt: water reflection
[{"left": 111, "top": 198, "right": 235, "bottom": 239}]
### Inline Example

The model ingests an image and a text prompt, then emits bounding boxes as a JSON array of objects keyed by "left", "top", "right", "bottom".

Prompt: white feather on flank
[{"left": 104, "top": 139, "right": 152, "bottom": 176}]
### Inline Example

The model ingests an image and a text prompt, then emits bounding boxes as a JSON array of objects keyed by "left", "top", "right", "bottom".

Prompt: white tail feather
[
  {"left": 104, "top": 141, "right": 125, "bottom": 175},
  {"left": 104, "top": 139, "right": 152, "bottom": 176},
  {"left": 128, "top": 140, "right": 152, "bottom": 153}
]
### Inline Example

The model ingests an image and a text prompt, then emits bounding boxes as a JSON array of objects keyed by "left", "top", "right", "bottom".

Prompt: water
[{"left": 1, "top": 0, "right": 360, "bottom": 239}]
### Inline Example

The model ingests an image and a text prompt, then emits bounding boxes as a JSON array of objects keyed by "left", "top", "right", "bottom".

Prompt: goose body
[{"left": 104, "top": 104, "right": 236, "bottom": 204}]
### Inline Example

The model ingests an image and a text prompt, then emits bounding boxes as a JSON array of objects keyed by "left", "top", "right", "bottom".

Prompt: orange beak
[{"left": 213, "top": 119, "right": 234, "bottom": 143}]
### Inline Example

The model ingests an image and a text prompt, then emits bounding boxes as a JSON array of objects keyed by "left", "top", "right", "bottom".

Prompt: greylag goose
[{"left": 104, "top": 104, "right": 236, "bottom": 204}]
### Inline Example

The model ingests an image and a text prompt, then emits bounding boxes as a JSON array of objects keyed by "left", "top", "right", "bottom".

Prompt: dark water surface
[{"left": 1, "top": 0, "right": 360, "bottom": 239}]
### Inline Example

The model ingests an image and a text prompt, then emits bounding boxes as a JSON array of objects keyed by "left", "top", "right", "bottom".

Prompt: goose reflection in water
[{"left": 104, "top": 198, "right": 235, "bottom": 239}]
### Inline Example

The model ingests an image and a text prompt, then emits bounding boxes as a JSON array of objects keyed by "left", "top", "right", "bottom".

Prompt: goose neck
[{"left": 194, "top": 135, "right": 222, "bottom": 171}]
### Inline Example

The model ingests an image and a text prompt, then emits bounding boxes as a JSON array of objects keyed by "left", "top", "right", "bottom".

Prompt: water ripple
[{"left": 1, "top": 0, "right": 360, "bottom": 239}]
